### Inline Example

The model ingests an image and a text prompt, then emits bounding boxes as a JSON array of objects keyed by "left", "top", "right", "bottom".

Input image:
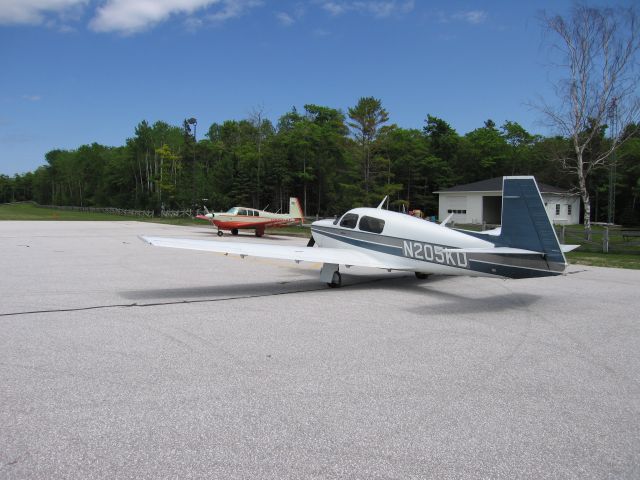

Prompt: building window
[
  {"left": 567, "top": 204, "right": 572, "bottom": 215},
  {"left": 447, "top": 209, "right": 467, "bottom": 214},
  {"left": 555, "top": 204, "right": 560, "bottom": 216}
]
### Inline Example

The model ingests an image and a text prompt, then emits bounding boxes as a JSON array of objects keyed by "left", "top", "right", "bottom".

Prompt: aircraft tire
[
  {"left": 328, "top": 271, "right": 342, "bottom": 288},
  {"left": 231, "top": 229, "right": 239, "bottom": 236},
  {"left": 255, "top": 229, "right": 264, "bottom": 237},
  {"left": 217, "top": 231, "right": 223, "bottom": 237},
  {"left": 415, "top": 272, "right": 430, "bottom": 279}
]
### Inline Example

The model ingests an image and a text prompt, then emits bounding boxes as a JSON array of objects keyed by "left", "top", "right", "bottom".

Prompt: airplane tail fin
[
  {"left": 288, "top": 198, "right": 304, "bottom": 223},
  {"left": 496, "top": 176, "right": 566, "bottom": 268}
]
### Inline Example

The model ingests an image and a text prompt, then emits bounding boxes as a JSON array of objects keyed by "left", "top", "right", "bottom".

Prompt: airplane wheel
[
  {"left": 217, "top": 231, "right": 223, "bottom": 237},
  {"left": 327, "top": 271, "right": 342, "bottom": 288},
  {"left": 255, "top": 230, "right": 264, "bottom": 237},
  {"left": 231, "top": 229, "right": 239, "bottom": 236},
  {"left": 415, "top": 272, "right": 430, "bottom": 279}
]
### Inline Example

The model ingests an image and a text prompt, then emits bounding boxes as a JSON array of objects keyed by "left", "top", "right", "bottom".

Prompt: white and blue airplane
[{"left": 142, "top": 177, "right": 578, "bottom": 287}]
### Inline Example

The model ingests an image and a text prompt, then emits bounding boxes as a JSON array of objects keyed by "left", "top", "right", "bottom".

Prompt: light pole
[{"left": 188, "top": 117, "right": 197, "bottom": 211}]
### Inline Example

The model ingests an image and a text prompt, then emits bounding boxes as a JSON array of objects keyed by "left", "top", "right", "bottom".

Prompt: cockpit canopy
[
  {"left": 334, "top": 212, "right": 385, "bottom": 234},
  {"left": 226, "top": 207, "right": 260, "bottom": 216}
]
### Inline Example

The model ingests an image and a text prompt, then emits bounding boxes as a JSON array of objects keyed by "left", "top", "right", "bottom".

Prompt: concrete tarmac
[{"left": 1, "top": 221, "right": 639, "bottom": 479}]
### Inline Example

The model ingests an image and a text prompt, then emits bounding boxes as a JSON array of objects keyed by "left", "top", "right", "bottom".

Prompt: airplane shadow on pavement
[
  {"left": 118, "top": 273, "right": 539, "bottom": 316},
  {"left": 119, "top": 279, "right": 325, "bottom": 301},
  {"left": 118, "top": 272, "right": 422, "bottom": 301}
]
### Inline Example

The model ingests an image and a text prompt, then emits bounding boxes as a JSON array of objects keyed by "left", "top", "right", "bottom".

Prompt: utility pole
[
  {"left": 608, "top": 99, "right": 617, "bottom": 225},
  {"left": 188, "top": 117, "right": 197, "bottom": 213}
]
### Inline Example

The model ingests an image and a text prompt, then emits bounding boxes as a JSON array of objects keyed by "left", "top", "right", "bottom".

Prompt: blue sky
[{"left": 0, "top": 0, "right": 597, "bottom": 175}]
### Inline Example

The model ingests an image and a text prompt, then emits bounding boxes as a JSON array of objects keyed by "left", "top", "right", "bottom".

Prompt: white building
[{"left": 435, "top": 177, "right": 581, "bottom": 225}]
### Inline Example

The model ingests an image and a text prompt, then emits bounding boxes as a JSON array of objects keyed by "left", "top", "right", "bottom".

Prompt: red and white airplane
[{"left": 196, "top": 197, "right": 304, "bottom": 237}]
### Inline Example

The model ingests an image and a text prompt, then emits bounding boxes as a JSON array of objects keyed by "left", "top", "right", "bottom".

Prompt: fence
[
  {"left": 556, "top": 224, "right": 640, "bottom": 254},
  {"left": 41, "top": 205, "right": 153, "bottom": 218},
  {"left": 160, "top": 209, "right": 193, "bottom": 218},
  {"left": 41, "top": 204, "right": 199, "bottom": 219}
]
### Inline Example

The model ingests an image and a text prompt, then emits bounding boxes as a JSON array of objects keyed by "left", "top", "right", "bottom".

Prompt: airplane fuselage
[{"left": 311, "top": 207, "right": 565, "bottom": 279}]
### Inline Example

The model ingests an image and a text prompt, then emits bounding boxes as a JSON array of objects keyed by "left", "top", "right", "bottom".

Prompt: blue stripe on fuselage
[{"left": 312, "top": 227, "right": 401, "bottom": 256}]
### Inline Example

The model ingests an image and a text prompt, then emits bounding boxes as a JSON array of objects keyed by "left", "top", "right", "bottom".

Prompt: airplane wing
[{"left": 140, "top": 236, "right": 402, "bottom": 269}]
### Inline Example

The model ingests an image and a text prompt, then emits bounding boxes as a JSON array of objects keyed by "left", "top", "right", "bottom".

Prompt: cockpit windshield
[{"left": 226, "top": 207, "right": 239, "bottom": 215}]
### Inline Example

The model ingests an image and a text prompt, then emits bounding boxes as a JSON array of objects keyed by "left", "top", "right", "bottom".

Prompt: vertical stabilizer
[
  {"left": 497, "top": 177, "right": 566, "bottom": 266},
  {"left": 288, "top": 197, "right": 304, "bottom": 222}
]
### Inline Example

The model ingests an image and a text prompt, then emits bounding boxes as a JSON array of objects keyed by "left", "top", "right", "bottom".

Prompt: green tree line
[{"left": 2, "top": 97, "right": 639, "bottom": 224}]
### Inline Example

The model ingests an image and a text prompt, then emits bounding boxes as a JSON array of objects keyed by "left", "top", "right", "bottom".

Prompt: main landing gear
[
  {"left": 320, "top": 263, "right": 342, "bottom": 288},
  {"left": 415, "top": 272, "right": 430, "bottom": 279},
  {"left": 328, "top": 271, "right": 342, "bottom": 288},
  {"left": 218, "top": 229, "right": 241, "bottom": 237}
]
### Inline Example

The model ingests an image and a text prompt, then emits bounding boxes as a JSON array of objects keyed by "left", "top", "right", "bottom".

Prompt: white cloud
[
  {"left": 22, "top": 94, "right": 42, "bottom": 102},
  {"left": 355, "top": 1, "right": 414, "bottom": 18},
  {"left": 90, "top": 0, "right": 215, "bottom": 33},
  {"left": 452, "top": 10, "right": 487, "bottom": 25},
  {"left": 276, "top": 11, "right": 294, "bottom": 26},
  {"left": 206, "top": 0, "right": 261, "bottom": 22},
  {"left": 320, "top": 2, "right": 346, "bottom": 16},
  {"left": 89, "top": 0, "right": 261, "bottom": 34},
  {"left": 0, "top": 0, "right": 88, "bottom": 25},
  {"left": 318, "top": 1, "right": 413, "bottom": 19}
]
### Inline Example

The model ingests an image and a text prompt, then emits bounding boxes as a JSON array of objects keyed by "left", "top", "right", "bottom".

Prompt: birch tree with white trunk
[{"left": 538, "top": 4, "right": 640, "bottom": 233}]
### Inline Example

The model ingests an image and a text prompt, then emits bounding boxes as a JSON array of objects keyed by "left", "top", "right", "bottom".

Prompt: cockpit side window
[
  {"left": 238, "top": 209, "right": 248, "bottom": 216},
  {"left": 339, "top": 213, "right": 359, "bottom": 229},
  {"left": 359, "top": 215, "right": 385, "bottom": 234}
]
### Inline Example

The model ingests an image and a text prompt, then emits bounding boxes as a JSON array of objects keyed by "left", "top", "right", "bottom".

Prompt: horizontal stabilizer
[
  {"left": 442, "top": 247, "right": 543, "bottom": 255},
  {"left": 560, "top": 244, "right": 580, "bottom": 253}
]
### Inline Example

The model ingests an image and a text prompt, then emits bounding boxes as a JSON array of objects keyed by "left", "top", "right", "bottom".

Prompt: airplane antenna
[
  {"left": 440, "top": 212, "right": 454, "bottom": 227},
  {"left": 263, "top": 204, "right": 269, "bottom": 211},
  {"left": 377, "top": 196, "right": 388, "bottom": 210}
]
